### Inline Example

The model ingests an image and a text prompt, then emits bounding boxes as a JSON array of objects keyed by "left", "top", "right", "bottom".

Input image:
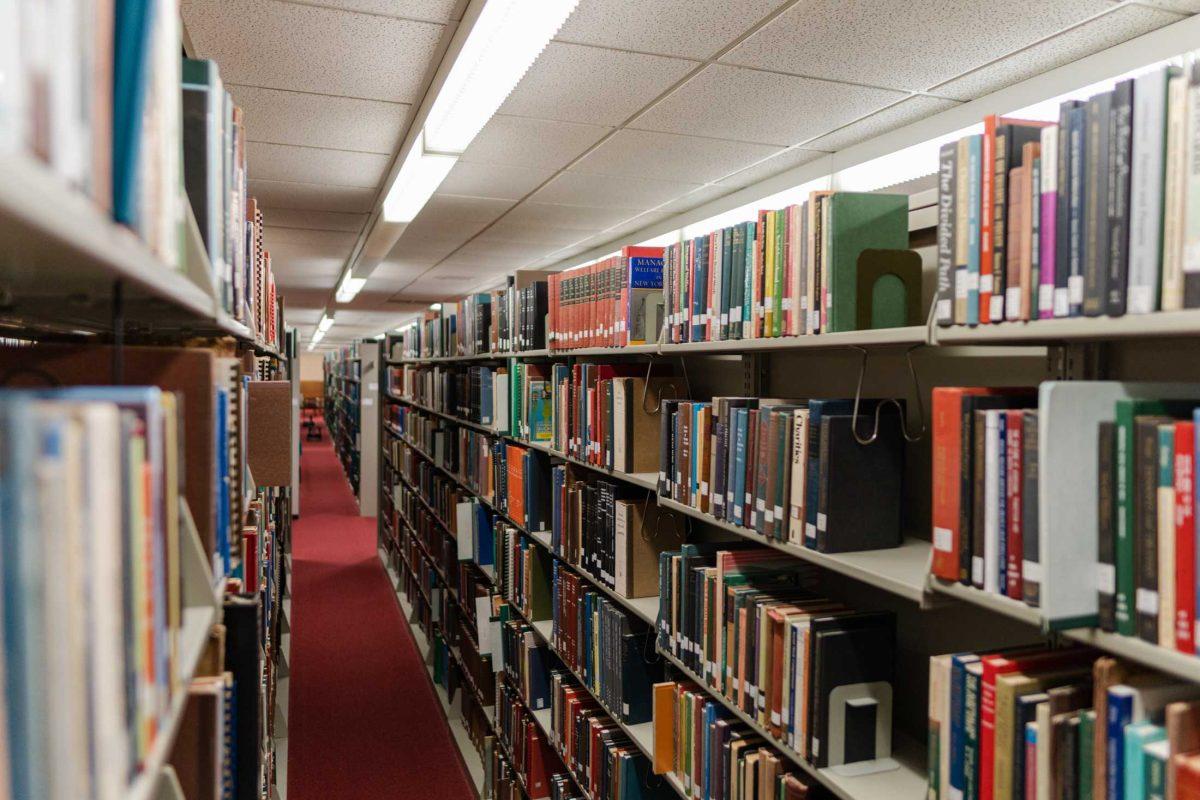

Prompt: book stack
[
  {"left": 550, "top": 564, "right": 662, "bottom": 725},
  {"left": 658, "top": 396, "right": 906, "bottom": 553},
  {"left": 494, "top": 522, "right": 553, "bottom": 624},
  {"left": 551, "top": 466, "right": 683, "bottom": 600},
  {"left": 663, "top": 193, "right": 910, "bottom": 342},
  {"left": 547, "top": 246, "right": 666, "bottom": 350},
  {"left": 491, "top": 443, "right": 552, "bottom": 534},
  {"left": 935, "top": 58, "right": 1200, "bottom": 326},
  {"left": 546, "top": 671, "right": 672, "bottom": 800},
  {"left": 926, "top": 650, "right": 1200, "bottom": 800},
  {"left": 549, "top": 363, "right": 673, "bottom": 472},
  {"left": 658, "top": 545, "right": 896, "bottom": 769},
  {"left": 496, "top": 679, "right": 570, "bottom": 800},
  {"left": 652, "top": 681, "right": 812, "bottom": 800}
]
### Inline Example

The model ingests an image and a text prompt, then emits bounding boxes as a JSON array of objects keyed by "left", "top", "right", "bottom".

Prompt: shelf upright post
[{"left": 112, "top": 279, "right": 124, "bottom": 384}]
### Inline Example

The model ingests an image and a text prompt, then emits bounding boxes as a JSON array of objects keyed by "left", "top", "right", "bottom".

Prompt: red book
[
  {"left": 242, "top": 528, "right": 259, "bottom": 592},
  {"left": 978, "top": 648, "right": 1093, "bottom": 800},
  {"left": 1005, "top": 409, "right": 1023, "bottom": 599},
  {"left": 980, "top": 115, "right": 998, "bottom": 324},
  {"left": 931, "top": 387, "right": 995, "bottom": 581},
  {"left": 1176, "top": 421, "right": 1196, "bottom": 653}
]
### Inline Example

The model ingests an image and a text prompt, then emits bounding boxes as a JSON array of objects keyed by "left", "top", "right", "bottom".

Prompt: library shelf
[
  {"left": 655, "top": 495, "right": 932, "bottom": 604},
  {"left": 655, "top": 326, "right": 927, "bottom": 355},
  {"left": 932, "top": 310, "right": 1200, "bottom": 345},
  {"left": 391, "top": 427, "right": 662, "bottom": 629},
  {"left": 655, "top": 647, "right": 927, "bottom": 800}
]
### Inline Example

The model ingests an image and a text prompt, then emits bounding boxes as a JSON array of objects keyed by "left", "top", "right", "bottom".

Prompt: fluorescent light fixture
[
  {"left": 423, "top": 0, "right": 580, "bottom": 153},
  {"left": 336, "top": 273, "right": 367, "bottom": 303},
  {"left": 382, "top": 131, "right": 458, "bottom": 223},
  {"left": 318, "top": 313, "right": 335, "bottom": 333},
  {"left": 307, "top": 328, "right": 326, "bottom": 351},
  {"left": 429, "top": 303, "right": 442, "bottom": 311}
]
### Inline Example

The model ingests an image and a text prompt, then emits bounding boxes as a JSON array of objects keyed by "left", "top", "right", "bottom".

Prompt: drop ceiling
[{"left": 182, "top": 0, "right": 1195, "bottom": 348}]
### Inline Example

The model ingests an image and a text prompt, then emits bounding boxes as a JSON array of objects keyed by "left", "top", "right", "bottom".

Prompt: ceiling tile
[
  {"left": 438, "top": 161, "right": 557, "bottom": 200},
  {"left": 248, "top": 179, "right": 377, "bottom": 213},
  {"left": 570, "top": 129, "right": 780, "bottom": 184},
  {"left": 182, "top": 0, "right": 444, "bottom": 102},
  {"left": 227, "top": 84, "right": 408, "bottom": 154},
  {"left": 556, "top": 0, "right": 787, "bottom": 59},
  {"left": 715, "top": 147, "right": 829, "bottom": 189},
  {"left": 499, "top": 42, "right": 698, "bottom": 126},
  {"left": 263, "top": 226, "right": 359, "bottom": 251},
  {"left": 630, "top": 64, "right": 906, "bottom": 146},
  {"left": 802, "top": 95, "right": 961, "bottom": 152},
  {"left": 247, "top": 142, "right": 390, "bottom": 188},
  {"left": 654, "top": 184, "right": 735, "bottom": 216},
  {"left": 1129, "top": 0, "right": 1200, "bottom": 12},
  {"left": 422, "top": 194, "right": 515, "bottom": 225},
  {"left": 720, "top": 0, "right": 1114, "bottom": 93},
  {"left": 930, "top": 5, "right": 1183, "bottom": 101},
  {"left": 476, "top": 216, "right": 595, "bottom": 247},
  {"left": 460, "top": 114, "right": 613, "bottom": 171},
  {"left": 534, "top": 171, "right": 702, "bottom": 209},
  {"left": 286, "top": 0, "right": 462, "bottom": 22},
  {"left": 503, "top": 200, "right": 642, "bottom": 231},
  {"left": 259, "top": 207, "right": 368, "bottom": 232}
]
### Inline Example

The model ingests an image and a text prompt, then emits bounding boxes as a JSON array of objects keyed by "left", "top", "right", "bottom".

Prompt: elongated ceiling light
[
  {"left": 423, "top": 0, "right": 580, "bottom": 153},
  {"left": 318, "top": 313, "right": 335, "bottom": 333},
  {"left": 381, "top": 0, "right": 579, "bottom": 224},
  {"left": 336, "top": 272, "right": 367, "bottom": 302}
]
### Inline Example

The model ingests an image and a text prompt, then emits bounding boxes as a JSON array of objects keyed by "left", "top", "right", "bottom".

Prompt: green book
[
  {"left": 528, "top": 379, "right": 552, "bottom": 442},
  {"left": 721, "top": 225, "right": 734, "bottom": 341},
  {"left": 509, "top": 358, "right": 523, "bottom": 438},
  {"left": 1125, "top": 722, "right": 1165, "bottom": 800},
  {"left": 1079, "top": 709, "right": 1096, "bottom": 800},
  {"left": 1145, "top": 739, "right": 1169, "bottom": 800},
  {"left": 1113, "top": 399, "right": 1195, "bottom": 635},
  {"left": 825, "top": 192, "right": 910, "bottom": 333},
  {"left": 730, "top": 224, "right": 746, "bottom": 340}
]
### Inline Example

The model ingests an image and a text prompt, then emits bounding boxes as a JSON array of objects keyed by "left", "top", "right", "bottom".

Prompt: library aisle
[{"left": 289, "top": 425, "right": 474, "bottom": 800}]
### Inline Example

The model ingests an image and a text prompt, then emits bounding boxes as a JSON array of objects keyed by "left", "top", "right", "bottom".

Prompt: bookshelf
[{"left": 325, "top": 342, "right": 381, "bottom": 515}]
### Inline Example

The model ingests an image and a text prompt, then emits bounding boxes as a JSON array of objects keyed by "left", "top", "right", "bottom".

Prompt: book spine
[
  {"left": 1135, "top": 417, "right": 1161, "bottom": 643},
  {"left": 991, "top": 128, "right": 1010, "bottom": 322},
  {"left": 932, "top": 389, "right": 963, "bottom": 580},
  {"left": 1128, "top": 68, "right": 1172, "bottom": 315},
  {"left": 1083, "top": 93, "right": 1111, "bottom": 316},
  {"left": 1004, "top": 409, "right": 1023, "bottom": 600},
  {"left": 1157, "top": 424, "right": 1176, "bottom": 649},
  {"left": 980, "top": 116, "right": 997, "bottom": 324},
  {"left": 1161, "top": 73, "right": 1190, "bottom": 311},
  {"left": 1178, "top": 421, "right": 1196, "bottom": 652},
  {"left": 1185, "top": 62, "right": 1200, "bottom": 308},
  {"left": 1108, "top": 80, "right": 1134, "bottom": 316},
  {"left": 1067, "top": 105, "right": 1088, "bottom": 317},
  {"left": 1021, "top": 411, "right": 1040, "bottom": 607},
  {"left": 967, "top": 135, "right": 983, "bottom": 326},
  {"left": 955, "top": 138, "right": 971, "bottom": 325},
  {"left": 983, "top": 410, "right": 1001, "bottom": 593},
  {"left": 1055, "top": 103, "right": 1076, "bottom": 318},
  {"left": 937, "top": 142, "right": 957, "bottom": 326}
]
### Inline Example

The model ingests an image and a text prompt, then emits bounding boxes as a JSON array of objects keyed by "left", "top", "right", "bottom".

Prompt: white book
[
  {"left": 1128, "top": 66, "right": 1178, "bottom": 314},
  {"left": 613, "top": 500, "right": 628, "bottom": 596},
  {"left": 456, "top": 501, "right": 474, "bottom": 560},
  {"left": 983, "top": 410, "right": 1001, "bottom": 594},
  {"left": 494, "top": 373, "right": 509, "bottom": 434},
  {"left": 1161, "top": 72, "right": 1189, "bottom": 310},
  {"left": 1184, "top": 59, "right": 1200, "bottom": 302},
  {"left": 1039, "top": 126, "right": 1058, "bottom": 317},
  {"left": 787, "top": 408, "right": 809, "bottom": 545},
  {"left": 612, "top": 378, "right": 627, "bottom": 473}
]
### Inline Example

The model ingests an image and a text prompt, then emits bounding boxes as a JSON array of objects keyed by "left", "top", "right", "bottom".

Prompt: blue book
[
  {"left": 480, "top": 368, "right": 493, "bottom": 425},
  {"left": 966, "top": 134, "right": 983, "bottom": 326},
  {"left": 113, "top": 0, "right": 158, "bottom": 226},
  {"left": 216, "top": 388, "right": 231, "bottom": 577},
  {"left": 1124, "top": 722, "right": 1165, "bottom": 800},
  {"left": 702, "top": 702, "right": 716, "bottom": 799},
  {"left": 805, "top": 399, "right": 856, "bottom": 541},
  {"left": 474, "top": 504, "right": 494, "bottom": 566},
  {"left": 1067, "top": 103, "right": 1089, "bottom": 317},
  {"left": 731, "top": 408, "right": 748, "bottom": 526},
  {"left": 692, "top": 236, "right": 708, "bottom": 342},
  {"left": 1109, "top": 686, "right": 1136, "bottom": 800},
  {"left": 950, "top": 653, "right": 982, "bottom": 799}
]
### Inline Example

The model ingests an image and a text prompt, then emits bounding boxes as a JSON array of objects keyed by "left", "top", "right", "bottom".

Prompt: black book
[
  {"left": 658, "top": 400, "right": 681, "bottom": 497},
  {"left": 531, "top": 281, "right": 548, "bottom": 350},
  {"left": 1055, "top": 100, "right": 1083, "bottom": 316},
  {"left": 1067, "top": 103, "right": 1089, "bottom": 317},
  {"left": 1082, "top": 91, "right": 1112, "bottom": 316},
  {"left": 814, "top": 412, "right": 903, "bottom": 553},
  {"left": 936, "top": 141, "right": 957, "bottom": 326},
  {"left": 1134, "top": 415, "right": 1172, "bottom": 643},
  {"left": 619, "top": 626, "right": 658, "bottom": 724},
  {"left": 1013, "top": 692, "right": 1048, "bottom": 800},
  {"left": 223, "top": 594, "right": 262, "bottom": 800},
  {"left": 1097, "top": 420, "right": 1117, "bottom": 631},
  {"left": 1107, "top": 79, "right": 1134, "bottom": 316},
  {"left": 807, "top": 611, "right": 896, "bottom": 768}
]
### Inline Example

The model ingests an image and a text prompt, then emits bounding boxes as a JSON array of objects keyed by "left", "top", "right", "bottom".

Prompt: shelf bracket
[{"left": 743, "top": 352, "right": 768, "bottom": 396}]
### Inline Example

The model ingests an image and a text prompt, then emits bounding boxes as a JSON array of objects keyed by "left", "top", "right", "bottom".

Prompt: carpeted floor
[{"left": 287, "top": 425, "right": 475, "bottom": 799}]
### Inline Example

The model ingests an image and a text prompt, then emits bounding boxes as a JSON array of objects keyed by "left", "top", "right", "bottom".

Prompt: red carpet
[{"left": 288, "top": 426, "right": 475, "bottom": 799}]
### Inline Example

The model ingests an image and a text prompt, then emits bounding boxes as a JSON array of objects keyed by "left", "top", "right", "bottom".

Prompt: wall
[{"left": 299, "top": 352, "right": 324, "bottom": 382}]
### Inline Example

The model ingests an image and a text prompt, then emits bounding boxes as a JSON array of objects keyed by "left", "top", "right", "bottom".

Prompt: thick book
[
  {"left": 1128, "top": 66, "right": 1179, "bottom": 314},
  {"left": 825, "top": 192, "right": 909, "bottom": 333},
  {"left": 814, "top": 413, "right": 903, "bottom": 553},
  {"left": 1107, "top": 79, "right": 1135, "bottom": 317},
  {"left": 992, "top": 120, "right": 1052, "bottom": 321},
  {"left": 223, "top": 594, "right": 261, "bottom": 800},
  {"left": 1082, "top": 91, "right": 1113, "bottom": 316}
]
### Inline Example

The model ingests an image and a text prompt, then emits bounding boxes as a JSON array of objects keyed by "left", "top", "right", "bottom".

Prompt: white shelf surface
[{"left": 933, "top": 309, "right": 1200, "bottom": 345}]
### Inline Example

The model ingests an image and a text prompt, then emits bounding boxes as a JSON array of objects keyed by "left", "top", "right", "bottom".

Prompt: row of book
[
  {"left": 657, "top": 397, "right": 906, "bottom": 554},
  {"left": 651, "top": 681, "right": 813, "bottom": 800},
  {"left": 663, "top": 193, "right": 910, "bottom": 342},
  {"left": 551, "top": 564, "right": 660, "bottom": 726},
  {"left": 926, "top": 648, "right": 1200, "bottom": 800},
  {"left": 551, "top": 465, "right": 682, "bottom": 600},
  {"left": 549, "top": 364, "right": 667, "bottom": 474},
  {"left": 657, "top": 544, "right": 896, "bottom": 770},
  {"left": 931, "top": 384, "right": 1200, "bottom": 656},
  {"left": 935, "top": 59, "right": 1200, "bottom": 326},
  {"left": 547, "top": 246, "right": 666, "bottom": 350}
]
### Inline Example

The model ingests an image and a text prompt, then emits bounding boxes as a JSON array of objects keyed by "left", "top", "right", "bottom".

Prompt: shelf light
[
  {"left": 318, "top": 313, "right": 335, "bottom": 333},
  {"left": 382, "top": 131, "right": 459, "bottom": 223},
  {"left": 335, "top": 273, "right": 367, "bottom": 303},
  {"left": 307, "top": 328, "right": 326, "bottom": 351},
  {"left": 429, "top": 303, "right": 442, "bottom": 312},
  {"left": 423, "top": 0, "right": 580, "bottom": 153}
]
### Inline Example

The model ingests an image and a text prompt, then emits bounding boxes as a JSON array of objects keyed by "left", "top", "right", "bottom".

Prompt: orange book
[
  {"left": 652, "top": 683, "right": 675, "bottom": 775},
  {"left": 506, "top": 444, "right": 525, "bottom": 527}
]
